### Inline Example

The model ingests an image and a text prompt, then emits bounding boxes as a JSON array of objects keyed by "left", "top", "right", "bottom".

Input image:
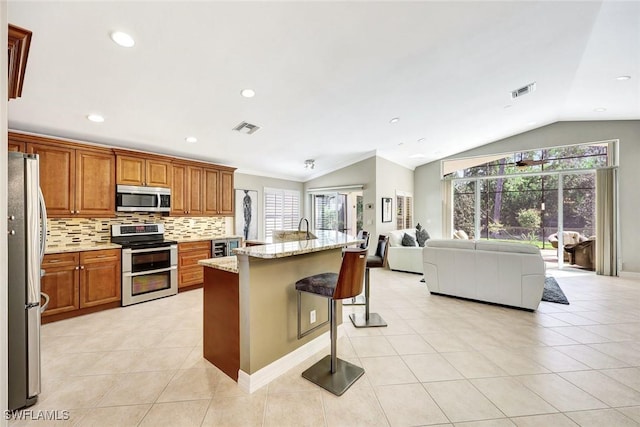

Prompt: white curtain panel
[{"left": 595, "top": 167, "right": 618, "bottom": 276}]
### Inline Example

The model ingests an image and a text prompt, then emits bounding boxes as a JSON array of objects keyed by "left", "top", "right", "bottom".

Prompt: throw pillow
[
  {"left": 416, "top": 228, "right": 430, "bottom": 247},
  {"left": 401, "top": 232, "right": 417, "bottom": 247}
]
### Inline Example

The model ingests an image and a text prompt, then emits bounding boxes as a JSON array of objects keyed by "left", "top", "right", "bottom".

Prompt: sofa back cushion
[
  {"left": 475, "top": 240, "right": 540, "bottom": 254},
  {"left": 388, "top": 229, "right": 417, "bottom": 247},
  {"left": 425, "top": 239, "right": 476, "bottom": 250}
]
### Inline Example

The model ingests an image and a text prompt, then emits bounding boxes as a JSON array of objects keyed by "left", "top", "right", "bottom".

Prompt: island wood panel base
[{"left": 203, "top": 267, "right": 240, "bottom": 381}]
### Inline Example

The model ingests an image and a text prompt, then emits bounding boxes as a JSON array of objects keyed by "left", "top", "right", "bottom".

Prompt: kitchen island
[{"left": 199, "top": 230, "right": 362, "bottom": 392}]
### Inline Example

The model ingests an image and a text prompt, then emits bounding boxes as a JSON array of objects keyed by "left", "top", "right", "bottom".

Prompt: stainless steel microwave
[{"left": 116, "top": 185, "right": 171, "bottom": 213}]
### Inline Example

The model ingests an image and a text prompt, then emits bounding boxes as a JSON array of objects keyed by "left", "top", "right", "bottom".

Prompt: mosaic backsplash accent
[{"left": 46, "top": 213, "right": 230, "bottom": 247}]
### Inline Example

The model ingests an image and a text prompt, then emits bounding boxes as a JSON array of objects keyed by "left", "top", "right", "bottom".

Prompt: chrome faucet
[{"left": 298, "top": 218, "right": 310, "bottom": 240}]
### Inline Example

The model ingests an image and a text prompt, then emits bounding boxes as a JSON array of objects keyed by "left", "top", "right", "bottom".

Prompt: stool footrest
[
  {"left": 301, "top": 355, "right": 365, "bottom": 396},
  {"left": 349, "top": 312, "right": 388, "bottom": 328},
  {"left": 341, "top": 295, "right": 366, "bottom": 306}
]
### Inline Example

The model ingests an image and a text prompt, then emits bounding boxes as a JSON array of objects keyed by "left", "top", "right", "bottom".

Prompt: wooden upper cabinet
[
  {"left": 171, "top": 163, "right": 187, "bottom": 215},
  {"left": 171, "top": 163, "right": 203, "bottom": 216},
  {"left": 8, "top": 24, "right": 32, "bottom": 100},
  {"left": 203, "top": 168, "right": 219, "bottom": 215},
  {"left": 8, "top": 141, "right": 25, "bottom": 152},
  {"left": 116, "top": 155, "right": 145, "bottom": 186},
  {"left": 12, "top": 132, "right": 115, "bottom": 218},
  {"left": 203, "top": 167, "right": 234, "bottom": 216},
  {"left": 27, "top": 142, "right": 76, "bottom": 216},
  {"left": 146, "top": 159, "right": 171, "bottom": 188},
  {"left": 219, "top": 170, "right": 234, "bottom": 216},
  {"left": 76, "top": 149, "right": 116, "bottom": 216},
  {"left": 188, "top": 166, "right": 203, "bottom": 215},
  {"left": 116, "top": 154, "right": 171, "bottom": 188}
]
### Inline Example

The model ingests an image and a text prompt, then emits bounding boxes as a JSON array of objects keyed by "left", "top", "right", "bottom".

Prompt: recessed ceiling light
[
  {"left": 185, "top": 136, "right": 198, "bottom": 143},
  {"left": 616, "top": 75, "right": 631, "bottom": 81},
  {"left": 594, "top": 107, "right": 607, "bottom": 112},
  {"left": 240, "top": 89, "right": 255, "bottom": 98},
  {"left": 87, "top": 114, "right": 105, "bottom": 123},
  {"left": 417, "top": 138, "right": 426, "bottom": 143},
  {"left": 389, "top": 117, "right": 400, "bottom": 124},
  {"left": 110, "top": 31, "right": 135, "bottom": 48}
]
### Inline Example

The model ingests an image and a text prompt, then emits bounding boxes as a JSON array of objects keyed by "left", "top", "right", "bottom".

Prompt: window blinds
[{"left": 264, "top": 188, "right": 301, "bottom": 238}]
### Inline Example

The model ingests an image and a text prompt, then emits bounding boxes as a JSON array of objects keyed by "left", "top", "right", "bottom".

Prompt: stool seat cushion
[
  {"left": 366, "top": 255, "right": 384, "bottom": 268},
  {"left": 295, "top": 273, "right": 339, "bottom": 298}
]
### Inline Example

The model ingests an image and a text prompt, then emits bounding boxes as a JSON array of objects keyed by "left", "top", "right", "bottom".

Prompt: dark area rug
[{"left": 542, "top": 276, "right": 570, "bottom": 305}]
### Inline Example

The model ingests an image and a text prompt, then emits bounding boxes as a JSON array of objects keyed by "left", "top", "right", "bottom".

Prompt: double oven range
[{"left": 111, "top": 224, "right": 178, "bottom": 306}]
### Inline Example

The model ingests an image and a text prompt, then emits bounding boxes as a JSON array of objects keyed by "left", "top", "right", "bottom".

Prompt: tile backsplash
[{"left": 46, "top": 213, "right": 230, "bottom": 247}]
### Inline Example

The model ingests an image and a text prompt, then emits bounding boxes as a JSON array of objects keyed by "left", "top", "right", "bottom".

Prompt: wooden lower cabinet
[
  {"left": 41, "top": 249, "right": 121, "bottom": 321},
  {"left": 178, "top": 241, "right": 211, "bottom": 288},
  {"left": 80, "top": 249, "right": 121, "bottom": 308},
  {"left": 41, "top": 253, "right": 80, "bottom": 316}
]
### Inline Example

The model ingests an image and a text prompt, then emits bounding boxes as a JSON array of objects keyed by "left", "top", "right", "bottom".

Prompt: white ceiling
[{"left": 7, "top": 1, "right": 640, "bottom": 182}]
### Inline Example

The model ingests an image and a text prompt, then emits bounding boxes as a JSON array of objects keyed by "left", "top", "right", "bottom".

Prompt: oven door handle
[
  {"left": 124, "top": 266, "right": 177, "bottom": 277},
  {"left": 124, "top": 245, "right": 177, "bottom": 255}
]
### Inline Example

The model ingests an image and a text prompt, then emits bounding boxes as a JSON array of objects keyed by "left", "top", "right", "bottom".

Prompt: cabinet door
[
  {"left": 116, "top": 155, "right": 145, "bottom": 186},
  {"left": 203, "top": 168, "right": 219, "bottom": 215},
  {"left": 219, "top": 170, "right": 235, "bottom": 216},
  {"left": 41, "top": 253, "right": 80, "bottom": 317},
  {"left": 79, "top": 250, "right": 121, "bottom": 308},
  {"left": 188, "top": 166, "right": 203, "bottom": 215},
  {"left": 27, "top": 143, "right": 75, "bottom": 217},
  {"left": 146, "top": 159, "right": 172, "bottom": 188},
  {"left": 171, "top": 164, "right": 187, "bottom": 215},
  {"left": 76, "top": 149, "right": 116, "bottom": 217},
  {"left": 8, "top": 141, "right": 25, "bottom": 152}
]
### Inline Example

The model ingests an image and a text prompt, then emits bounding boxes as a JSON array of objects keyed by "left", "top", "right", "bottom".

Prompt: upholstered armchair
[
  {"left": 564, "top": 239, "right": 595, "bottom": 270},
  {"left": 547, "top": 231, "right": 586, "bottom": 249}
]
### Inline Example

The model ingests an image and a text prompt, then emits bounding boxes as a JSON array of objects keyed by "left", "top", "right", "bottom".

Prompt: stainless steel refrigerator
[{"left": 7, "top": 152, "right": 48, "bottom": 410}]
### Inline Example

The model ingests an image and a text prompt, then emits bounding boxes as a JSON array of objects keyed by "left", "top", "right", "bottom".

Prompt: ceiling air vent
[
  {"left": 511, "top": 82, "right": 536, "bottom": 100},
  {"left": 233, "top": 121, "right": 260, "bottom": 135}
]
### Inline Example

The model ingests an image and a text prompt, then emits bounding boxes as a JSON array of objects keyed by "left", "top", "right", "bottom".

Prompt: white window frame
[
  {"left": 263, "top": 187, "right": 301, "bottom": 239},
  {"left": 396, "top": 191, "right": 413, "bottom": 230}
]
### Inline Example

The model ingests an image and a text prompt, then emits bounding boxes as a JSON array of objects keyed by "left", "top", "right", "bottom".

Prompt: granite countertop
[
  {"left": 199, "top": 256, "right": 238, "bottom": 273},
  {"left": 170, "top": 235, "right": 243, "bottom": 243},
  {"left": 45, "top": 242, "right": 122, "bottom": 255},
  {"left": 233, "top": 230, "right": 363, "bottom": 259}
]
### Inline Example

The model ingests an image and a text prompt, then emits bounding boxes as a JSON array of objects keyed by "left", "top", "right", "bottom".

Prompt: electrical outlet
[{"left": 310, "top": 310, "right": 316, "bottom": 324}]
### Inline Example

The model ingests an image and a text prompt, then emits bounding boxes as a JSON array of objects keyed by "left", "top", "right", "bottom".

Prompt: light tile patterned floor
[{"left": 9, "top": 267, "right": 640, "bottom": 426}]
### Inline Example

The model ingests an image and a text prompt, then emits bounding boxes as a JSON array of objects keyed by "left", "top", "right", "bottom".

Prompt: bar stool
[
  {"left": 349, "top": 235, "right": 389, "bottom": 328},
  {"left": 295, "top": 247, "right": 368, "bottom": 396},
  {"left": 343, "top": 230, "right": 369, "bottom": 307}
]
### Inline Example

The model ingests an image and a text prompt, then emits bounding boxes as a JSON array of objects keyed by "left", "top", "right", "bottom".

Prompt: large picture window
[{"left": 264, "top": 188, "right": 301, "bottom": 239}]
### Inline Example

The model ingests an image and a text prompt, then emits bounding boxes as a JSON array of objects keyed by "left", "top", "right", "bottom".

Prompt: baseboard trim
[
  {"left": 237, "top": 324, "right": 345, "bottom": 393},
  {"left": 619, "top": 271, "right": 640, "bottom": 279}
]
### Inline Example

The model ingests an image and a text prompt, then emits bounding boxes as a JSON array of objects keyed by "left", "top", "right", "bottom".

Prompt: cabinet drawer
[
  {"left": 179, "top": 250, "right": 211, "bottom": 268},
  {"left": 179, "top": 241, "right": 211, "bottom": 252},
  {"left": 81, "top": 249, "right": 121, "bottom": 264},
  {"left": 42, "top": 252, "right": 79, "bottom": 269}
]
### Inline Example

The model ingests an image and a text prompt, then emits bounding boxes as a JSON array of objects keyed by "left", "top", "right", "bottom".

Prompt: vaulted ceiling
[{"left": 8, "top": 1, "right": 639, "bottom": 181}]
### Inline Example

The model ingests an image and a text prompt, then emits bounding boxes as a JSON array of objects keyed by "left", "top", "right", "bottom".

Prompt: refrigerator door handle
[
  {"left": 26, "top": 158, "right": 41, "bottom": 306},
  {"left": 38, "top": 187, "right": 48, "bottom": 262},
  {"left": 40, "top": 292, "right": 50, "bottom": 313}
]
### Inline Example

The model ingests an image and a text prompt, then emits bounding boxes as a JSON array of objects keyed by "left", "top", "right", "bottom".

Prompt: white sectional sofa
[
  {"left": 422, "top": 239, "right": 546, "bottom": 310},
  {"left": 386, "top": 229, "right": 424, "bottom": 274}
]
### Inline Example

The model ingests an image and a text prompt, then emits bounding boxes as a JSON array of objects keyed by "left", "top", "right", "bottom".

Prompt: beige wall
[
  {"left": 376, "top": 156, "right": 415, "bottom": 236},
  {"left": 414, "top": 120, "right": 640, "bottom": 274},
  {"left": 234, "top": 172, "right": 304, "bottom": 240},
  {"left": 303, "top": 156, "right": 415, "bottom": 246}
]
